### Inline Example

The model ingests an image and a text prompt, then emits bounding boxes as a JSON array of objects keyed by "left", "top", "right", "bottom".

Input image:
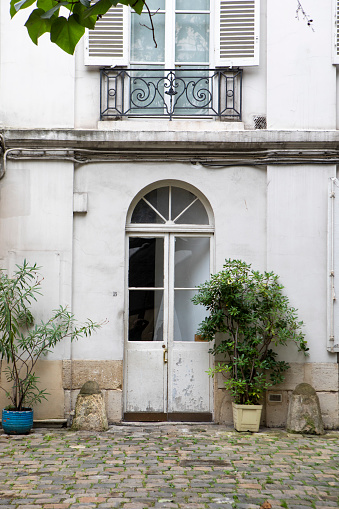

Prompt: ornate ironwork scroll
[{"left": 100, "top": 68, "right": 242, "bottom": 121}]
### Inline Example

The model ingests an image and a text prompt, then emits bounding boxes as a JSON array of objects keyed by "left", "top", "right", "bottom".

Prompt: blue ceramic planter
[{"left": 2, "top": 409, "right": 33, "bottom": 435}]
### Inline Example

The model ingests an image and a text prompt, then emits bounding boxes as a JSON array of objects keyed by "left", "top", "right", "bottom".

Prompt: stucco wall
[{"left": 1, "top": 1, "right": 339, "bottom": 427}]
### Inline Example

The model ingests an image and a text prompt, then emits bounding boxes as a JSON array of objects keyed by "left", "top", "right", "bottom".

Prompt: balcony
[{"left": 100, "top": 68, "right": 242, "bottom": 121}]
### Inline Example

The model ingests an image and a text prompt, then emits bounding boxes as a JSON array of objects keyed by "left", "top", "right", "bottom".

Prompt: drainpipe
[{"left": 328, "top": 177, "right": 337, "bottom": 352}]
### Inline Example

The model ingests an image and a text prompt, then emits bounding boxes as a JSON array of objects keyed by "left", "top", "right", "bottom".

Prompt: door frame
[
  {"left": 123, "top": 181, "right": 215, "bottom": 421},
  {"left": 124, "top": 232, "right": 215, "bottom": 420}
]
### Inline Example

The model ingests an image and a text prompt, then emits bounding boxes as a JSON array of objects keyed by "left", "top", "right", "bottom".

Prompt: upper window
[
  {"left": 126, "top": 182, "right": 214, "bottom": 231},
  {"left": 130, "top": 185, "right": 209, "bottom": 225},
  {"left": 85, "top": 0, "right": 260, "bottom": 67},
  {"left": 131, "top": 0, "right": 210, "bottom": 67}
]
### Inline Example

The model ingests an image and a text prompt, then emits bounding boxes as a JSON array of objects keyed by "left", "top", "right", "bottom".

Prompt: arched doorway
[{"left": 124, "top": 181, "right": 214, "bottom": 421}]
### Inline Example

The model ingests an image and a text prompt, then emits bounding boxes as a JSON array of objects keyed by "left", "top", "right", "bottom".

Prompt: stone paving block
[
  {"left": 95, "top": 504, "right": 122, "bottom": 508},
  {"left": 42, "top": 505, "right": 70, "bottom": 509},
  {"left": 1, "top": 426, "right": 339, "bottom": 509}
]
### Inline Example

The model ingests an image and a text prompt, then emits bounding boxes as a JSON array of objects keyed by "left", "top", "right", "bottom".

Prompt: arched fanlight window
[{"left": 129, "top": 185, "right": 210, "bottom": 225}]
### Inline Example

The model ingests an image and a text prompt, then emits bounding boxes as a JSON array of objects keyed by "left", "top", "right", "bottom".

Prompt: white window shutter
[
  {"left": 84, "top": 5, "right": 129, "bottom": 66},
  {"left": 333, "top": 0, "right": 339, "bottom": 64},
  {"left": 215, "top": 0, "right": 259, "bottom": 67}
]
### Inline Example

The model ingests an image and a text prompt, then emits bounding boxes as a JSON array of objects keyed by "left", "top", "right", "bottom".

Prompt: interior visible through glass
[
  {"left": 173, "top": 290, "right": 208, "bottom": 341},
  {"left": 144, "top": 187, "right": 169, "bottom": 221},
  {"left": 131, "top": 198, "right": 165, "bottom": 224},
  {"left": 131, "top": 12, "right": 165, "bottom": 63},
  {"left": 176, "top": 0, "right": 210, "bottom": 10},
  {"left": 171, "top": 187, "right": 196, "bottom": 220},
  {"left": 129, "top": 237, "right": 164, "bottom": 287},
  {"left": 175, "top": 13, "right": 209, "bottom": 63},
  {"left": 129, "top": 290, "right": 164, "bottom": 341},
  {"left": 130, "top": 186, "right": 209, "bottom": 225},
  {"left": 175, "top": 198, "right": 209, "bottom": 224},
  {"left": 129, "top": 238, "right": 164, "bottom": 341},
  {"left": 174, "top": 237, "right": 210, "bottom": 288},
  {"left": 173, "top": 237, "right": 210, "bottom": 341}
]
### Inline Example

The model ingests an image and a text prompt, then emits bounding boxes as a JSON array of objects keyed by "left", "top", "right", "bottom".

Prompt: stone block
[
  {"left": 67, "top": 389, "right": 123, "bottom": 423},
  {"left": 214, "top": 378, "right": 232, "bottom": 425},
  {"left": 266, "top": 390, "right": 289, "bottom": 428},
  {"left": 64, "top": 390, "right": 71, "bottom": 418},
  {"left": 273, "top": 363, "right": 305, "bottom": 390},
  {"left": 317, "top": 392, "right": 339, "bottom": 429},
  {"left": 69, "top": 389, "right": 81, "bottom": 411},
  {"left": 62, "top": 360, "right": 72, "bottom": 389},
  {"left": 62, "top": 360, "right": 123, "bottom": 390},
  {"left": 216, "top": 370, "right": 229, "bottom": 390},
  {"left": 71, "top": 383, "right": 108, "bottom": 431},
  {"left": 103, "top": 390, "right": 123, "bottom": 422},
  {"left": 304, "top": 363, "right": 339, "bottom": 392},
  {"left": 287, "top": 383, "right": 324, "bottom": 435},
  {"left": 214, "top": 391, "right": 233, "bottom": 425}
]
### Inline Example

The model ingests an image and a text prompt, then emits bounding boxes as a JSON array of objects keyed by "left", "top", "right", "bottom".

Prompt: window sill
[{"left": 97, "top": 119, "right": 245, "bottom": 132}]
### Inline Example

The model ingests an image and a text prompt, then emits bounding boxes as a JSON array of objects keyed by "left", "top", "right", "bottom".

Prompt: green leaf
[
  {"left": 10, "top": 0, "right": 35, "bottom": 18},
  {"left": 50, "top": 15, "right": 85, "bottom": 55},
  {"left": 82, "top": 0, "right": 117, "bottom": 18},
  {"left": 37, "top": 0, "right": 58, "bottom": 9},
  {"left": 80, "top": 0, "right": 90, "bottom": 6},
  {"left": 40, "top": 2, "right": 68, "bottom": 19},
  {"left": 121, "top": 0, "right": 144, "bottom": 15},
  {"left": 25, "top": 8, "right": 52, "bottom": 44},
  {"left": 73, "top": 3, "right": 96, "bottom": 30}
]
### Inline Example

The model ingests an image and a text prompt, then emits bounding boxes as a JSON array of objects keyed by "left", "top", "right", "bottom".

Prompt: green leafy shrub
[
  {"left": 193, "top": 259, "right": 308, "bottom": 405},
  {"left": 0, "top": 260, "right": 101, "bottom": 410}
]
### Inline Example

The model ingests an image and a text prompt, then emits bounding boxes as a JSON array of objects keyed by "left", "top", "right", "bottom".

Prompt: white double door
[{"left": 124, "top": 233, "right": 213, "bottom": 419}]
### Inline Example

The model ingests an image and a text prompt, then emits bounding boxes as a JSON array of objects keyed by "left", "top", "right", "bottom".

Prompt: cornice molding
[{"left": 2, "top": 128, "right": 339, "bottom": 164}]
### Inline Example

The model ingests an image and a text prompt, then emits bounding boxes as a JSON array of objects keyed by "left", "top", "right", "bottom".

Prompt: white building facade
[{"left": 1, "top": 0, "right": 339, "bottom": 427}]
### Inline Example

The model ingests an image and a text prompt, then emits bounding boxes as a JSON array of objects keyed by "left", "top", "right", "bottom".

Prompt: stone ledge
[
  {"left": 33, "top": 419, "right": 67, "bottom": 428},
  {"left": 3, "top": 128, "right": 339, "bottom": 153},
  {"left": 63, "top": 360, "right": 123, "bottom": 390}
]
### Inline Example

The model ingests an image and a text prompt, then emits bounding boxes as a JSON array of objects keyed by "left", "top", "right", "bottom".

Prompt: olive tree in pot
[
  {"left": 192, "top": 259, "right": 308, "bottom": 432},
  {"left": 0, "top": 261, "right": 101, "bottom": 434}
]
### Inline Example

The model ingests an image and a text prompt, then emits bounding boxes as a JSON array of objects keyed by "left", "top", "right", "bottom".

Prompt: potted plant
[
  {"left": 193, "top": 259, "right": 308, "bottom": 432},
  {"left": 0, "top": 260, "right": 101, "bottom": 434}
]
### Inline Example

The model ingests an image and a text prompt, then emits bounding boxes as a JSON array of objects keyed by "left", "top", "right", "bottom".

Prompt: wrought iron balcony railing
[{"left": 100, "top": 68, "right": 242, "bottom": 121}]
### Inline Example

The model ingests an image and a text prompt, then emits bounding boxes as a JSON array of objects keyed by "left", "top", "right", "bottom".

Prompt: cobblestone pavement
[{"left": 0, "top": 424, "right": 339, "bottom": 509}]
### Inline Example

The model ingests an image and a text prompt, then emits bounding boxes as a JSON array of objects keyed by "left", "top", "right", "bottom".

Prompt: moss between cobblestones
[{"left": 1, "top": 426, "right": 339, "bottom": 509}]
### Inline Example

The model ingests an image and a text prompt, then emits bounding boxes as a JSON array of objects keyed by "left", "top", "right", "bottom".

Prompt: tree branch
[
  {"left": 139, "top": 2, "right": 158, "bottom": 48},
  {"left": 296, "top": 0, "right": 314, "bottom": 31}
]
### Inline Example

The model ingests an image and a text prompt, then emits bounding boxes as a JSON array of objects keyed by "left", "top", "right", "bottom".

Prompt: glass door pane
[
  {"left": 175, "top": 14, "right": 209, "bottom": 64},
  {"left": 131, "top": 13, "right": 165, "bottom": 63},
  {"left": 129, "top": 290, "right": 164, "bottom": 341},
  {"left": 174, "top": 237, "right": 210, "bottom": 287},
  {"left": 176, "top": 0, "right": 209, "bottom": 9},
  {"left": 173, "top": 289, "right": 208, "bottom": 341},
  {"left": 128, "top": 237, "right": 164, "bottom": 341},
  {"left": 173, "top": 236, "right": 210, "bottom": 342},
  {"left": 129, "top": 237, "right": 164, "bottom": 287}
]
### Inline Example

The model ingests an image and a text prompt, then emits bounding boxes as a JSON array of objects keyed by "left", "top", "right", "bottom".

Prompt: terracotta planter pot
[{"left": 232, "top": 403, "right": 262, "bottom": 432}]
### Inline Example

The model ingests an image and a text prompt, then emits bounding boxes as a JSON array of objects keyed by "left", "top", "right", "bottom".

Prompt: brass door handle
[{"left": 163, "top": 348, "right": 168, "bottom": 364}]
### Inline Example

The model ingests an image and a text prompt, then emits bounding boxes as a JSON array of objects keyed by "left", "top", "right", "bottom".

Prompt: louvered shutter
[
  {"left": 215, "top": 0, "right": 259, "bottom": 67},
  {"left": 84, "top": 5, "right": 129, "bottom": 66},
  {"left": 333, "top": 0, "right": 339, "bottom": 64}
]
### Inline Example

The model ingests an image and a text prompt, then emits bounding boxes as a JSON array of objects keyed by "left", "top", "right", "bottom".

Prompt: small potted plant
[
  {"left": 0, "top": 260, "right": 100, "bottom": 434},
  {"left": 193, "top": 259, "right": 308, "bottom": 432}
]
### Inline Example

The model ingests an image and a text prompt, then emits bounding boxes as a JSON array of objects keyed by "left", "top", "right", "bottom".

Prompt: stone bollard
[
  {"left": 286, "top": 383, "right": 324, "bottom": 435},
  {"left": 71, "top": 381, "right": 108, "bottom": 431}
]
